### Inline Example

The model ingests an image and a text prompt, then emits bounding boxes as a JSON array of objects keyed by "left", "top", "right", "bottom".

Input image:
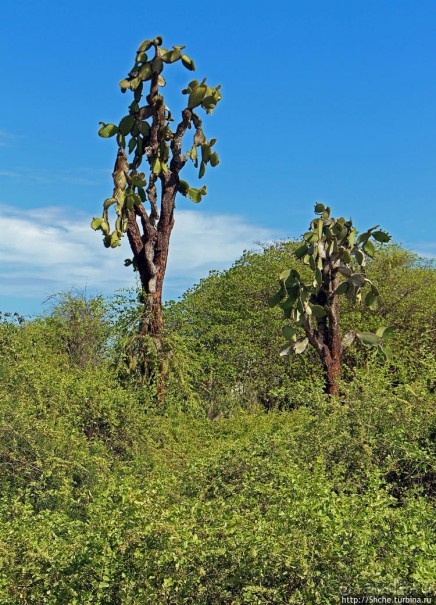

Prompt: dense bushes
[
  {"left": 0, "top": 377, "right": 434, "bottom": 603},
  {"left": 0, "top": 242, "right": 434, "bottom": 603}
]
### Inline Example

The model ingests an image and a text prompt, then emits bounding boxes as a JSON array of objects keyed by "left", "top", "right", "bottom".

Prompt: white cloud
[{"left": 0, "top": 204, "right": 279, "bottom": 304}]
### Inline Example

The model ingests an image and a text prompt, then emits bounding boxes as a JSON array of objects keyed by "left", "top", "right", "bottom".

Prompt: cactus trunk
[
  {"left": 128, "top": 183, "right": 176, "bottom": 404},
  {"left": 324, "top": 272, "right": 342, "bottom": 396},
  {"left": 324, "top": 354, "right": 341, "bottom": 397}
]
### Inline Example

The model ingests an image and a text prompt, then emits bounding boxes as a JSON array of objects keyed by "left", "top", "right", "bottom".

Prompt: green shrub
[{"left": 0, "top": 376, "right": 434, "bottom": 603}]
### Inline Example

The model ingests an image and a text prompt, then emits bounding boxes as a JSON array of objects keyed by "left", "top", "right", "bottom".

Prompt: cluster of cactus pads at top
[
  {"left": 269, "top": 203, "right": 394, "bottom": 360},
  {"left": 91, "top": 35, "right": 222, "bottom": 249}
]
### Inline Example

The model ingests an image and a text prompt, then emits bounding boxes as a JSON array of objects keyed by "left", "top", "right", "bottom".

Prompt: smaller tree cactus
[{"left": 269, "top": 204, "right": 393, "bottom": 396}]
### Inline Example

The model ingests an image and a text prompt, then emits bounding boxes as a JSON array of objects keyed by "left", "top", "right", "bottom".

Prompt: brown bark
[
  {"left": 305, "top": 262, "right": 342, "bottom": 396},
  {"left": 126, "top": 179, "right": 176, "bottom": 404},
  {"left": 324, "top": 267, "right": 342, "bottom": 396},
  {"left": 323, "top": 350, "right": 341, "bottom": 397}
]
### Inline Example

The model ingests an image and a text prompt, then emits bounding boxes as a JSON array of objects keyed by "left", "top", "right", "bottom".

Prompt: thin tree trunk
[
  {"left": 313, "top": 264, "right": 342, "bottom": 397},
  {"left": 127, "top": 182, "right": 176, "bottom": 404},
  {"left": 324, "top": 355, "right": 341, "bottom": 396},
  {"left": 325, "top": 270, "right": 342, "bottom": 396}
]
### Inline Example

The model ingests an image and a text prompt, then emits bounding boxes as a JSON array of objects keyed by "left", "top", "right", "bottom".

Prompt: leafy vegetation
[{"left": 0, "top": 241, "right": 434, "bottom": 603}]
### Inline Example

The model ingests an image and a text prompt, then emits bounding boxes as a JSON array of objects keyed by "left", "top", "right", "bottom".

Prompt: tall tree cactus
[
  {"left": 269, "top": 204, "right": 393, "bottom": 396},
  {"left": 92, "top": 35, "right": 221, "bottom": 345}
]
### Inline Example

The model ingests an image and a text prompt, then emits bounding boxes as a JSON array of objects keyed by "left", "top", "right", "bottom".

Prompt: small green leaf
[
  {"left": 342, "top": 331, "right": 356, "bottom": 349},
  {"left": 279, "top": 269, "right": 291, "bottom": 284},
  {"left": 177, "top": 180, "right": 190, "bottom": 196},
  {"left": 152, "top": 157, "right": 161, "bottom": 174},
  {"left": 348, "top": 229, "right": 357, "bottom": 246},
  {"left": 138, "top": 39, "right": 153, "bottom": 52},
  {"left": 130, "top": 172, "right": 147, "bottom": 187},
  {"left": 365, "top": 291, "right": 378, "bottom": 310},
  {"left": 354, "top": 248, "right": 365, "bottom": 265},
  {"left": 322, "top": 207, "right": 331, "bottom": 219},
  {"left": 280, "top": 343, "right": 294, "bottom": 357},
  {"left": 282, "top": 326, "right": 298, "bottom": 342},
  {"left": 380, "top": 345, "right": 392, "bottom": 361},
  {"left": 129, "top": 76, "right": 142, "bottom": 90},
  {"left": 309, "top": 304, "right": 326, "bottom": 318},
  {"left": 109, "top": 231, "right": 121, "bottom": 248},
  {"left": 187, "top": 145, "right": 197, "bottom": 161},
  {"left": 101, "top": 219, "right": 110, "bottom": 234},
  {"left": 103, "top": 197, "right": 117, "bottom": 209},
  {"left": 356, "top": 230, "right": 371, "bottom": 245},
  {"left": 201, "top": 96, "right": 218, "bottom": 112},
  {"left": 280, "top": 270, "right": 292, "bottom": 284},
  {"left": 91, "top": 217, "right": 103, "bottom": 230},
  {"left": 119, "top": 115, "right": 135, "bottom": 136},
  {"left": 372, "top": 230, "right": 391, "bottom": 243},
  {"left": 293, "top": 337, "right": 309, "bottom": 354},
  {"left": 375, "top": 326, "right": 395, "bottom": 339},
  {"left": 284, "top": 284, "right": 299, "bottom": 307},
  {"left": 98, "top": 123, "right": 118, "bottom": 138},
  {"left": 136, "top": 52, "right": 148, "bottom": 63},
  {"left": 294, "top": 243, "right": 309, "bottom": 259},
  {"left": 187, "top": 187, "right": 202, "bottom": 203},
  {"left": 139, "top": 121, "right": 150, "bottom": 136},
  {"left": 138, "top": 187, "right": 146, "bottom": 203},
  {"left": 314, "top": 202, "right": 325, "bottom": 213},
  {"left": 340, "top": 249, "right": 351, "bottom": 263},
  {"left": 338, "top": 266, "right": 352, "bottom": 277},
  {"left": 356, "top": 332, "right": 383, "bottom": 346},
  {"left": 363, "top": 239, "right": 376, "bottom": 258},
  {"left": 188, "top": 84, "right": 207, "bottom": 109},
  {"left": 335, "top": 281, "right": 349, "bottom": 295},
  {"left": 119, "top": 79, "right": 131, "bottom": 90},
  {"left": 349, "top": 273, "right": 366, "bottom": 288},
  {"left": 181, "top": 54, "right": 196, "bottom": 71},
  {"left": 139, "top": 63, "right": 152, "bottom": 81},
  {"left": 201, "top": 143, "right": 211, "bottom": 163},
  {"left": 160, "top": 48, "right": 180, "bottom": 63},
  {"left": 128, "top": 138, "right": 137, "bottom": 154}
]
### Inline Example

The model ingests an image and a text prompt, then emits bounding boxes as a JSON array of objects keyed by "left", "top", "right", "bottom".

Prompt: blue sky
[{"left": 0, "top": 0, "right": 435, "bottom": 316}]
